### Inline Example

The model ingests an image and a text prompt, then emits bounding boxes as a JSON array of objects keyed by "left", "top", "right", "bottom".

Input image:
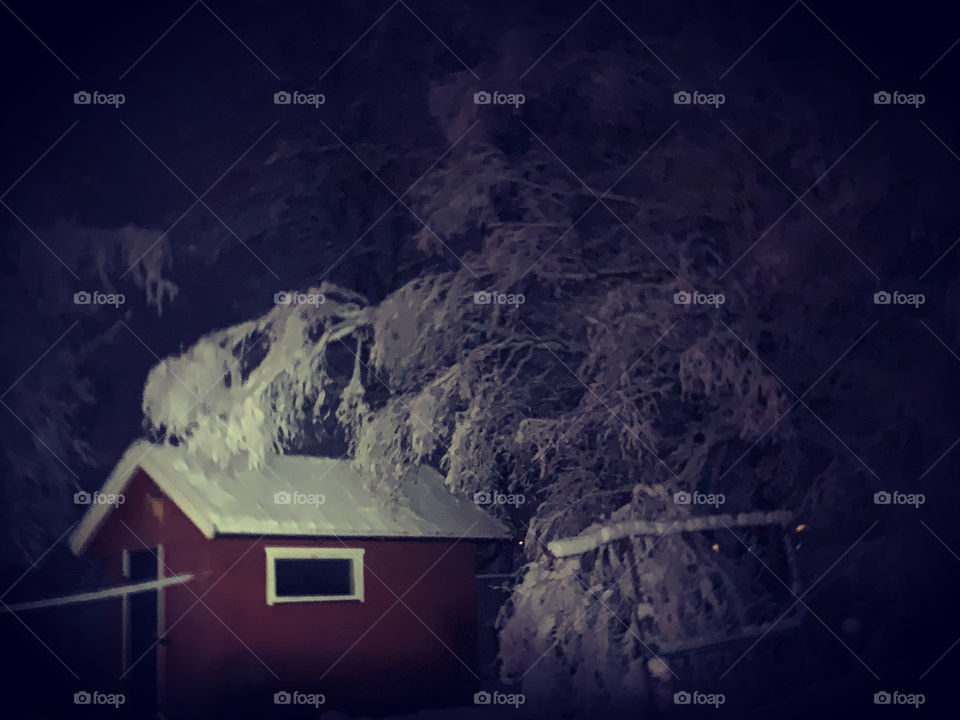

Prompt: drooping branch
[{"left": 546, "top": 510, "right": 793, "bottom": 558}]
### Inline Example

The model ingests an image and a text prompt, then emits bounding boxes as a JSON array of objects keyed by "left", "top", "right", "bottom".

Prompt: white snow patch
[{"left": 70, "top": 440, "right": 511, "bottom": 554}]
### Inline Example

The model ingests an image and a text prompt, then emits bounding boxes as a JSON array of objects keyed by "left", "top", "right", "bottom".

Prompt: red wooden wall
[{"left": 88, "top": 469, "right": 480, "bottom": 716}]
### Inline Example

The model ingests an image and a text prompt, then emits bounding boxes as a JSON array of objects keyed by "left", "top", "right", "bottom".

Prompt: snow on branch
[
  {"left": 142, "top": 283, "right": 372, "bottom": 467},
  {"left": 546, "top": 510, "right": 793, "bottom": 558}
]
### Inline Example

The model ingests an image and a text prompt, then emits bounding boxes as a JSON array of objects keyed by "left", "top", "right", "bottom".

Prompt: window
[{"left": 265, "top": 547, "right": 365, "bottom": 604}]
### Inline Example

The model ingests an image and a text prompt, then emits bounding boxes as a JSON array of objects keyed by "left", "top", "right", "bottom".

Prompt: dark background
[{"left": 1, "top": 1, "right": 960, "bottom": 718}]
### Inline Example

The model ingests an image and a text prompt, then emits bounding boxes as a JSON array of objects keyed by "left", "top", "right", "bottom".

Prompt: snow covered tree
[
  {"left": 7, "top": 7, "right": 945, "bottom": 712},
  {"left": 135, "top": 26, "right": 911, "bottom": 710},
  {"left": 0, "top": 220, "right": 176, "bottom": 565}
]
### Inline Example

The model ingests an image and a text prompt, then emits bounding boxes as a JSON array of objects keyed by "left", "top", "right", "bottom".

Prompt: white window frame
[{"left": 265, "top": 547, "right": 365, "bottom": 605}]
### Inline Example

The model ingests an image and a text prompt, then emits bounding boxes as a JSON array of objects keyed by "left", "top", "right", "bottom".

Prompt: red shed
[{"left": 68, "top": 440, "right": 511, "bottom": 718}]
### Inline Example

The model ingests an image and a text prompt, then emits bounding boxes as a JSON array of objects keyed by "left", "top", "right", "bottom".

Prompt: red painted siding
[{"left": 89, "top": 469, "right": 480, "bottom": 716}]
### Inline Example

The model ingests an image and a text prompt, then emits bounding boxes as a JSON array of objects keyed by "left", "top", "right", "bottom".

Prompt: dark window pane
[
  {"left": 128, "top": 548, "right": 158, "bottom": 581},
  {"left": 274, "top": 558, "right": 354, "bottom": 597}
]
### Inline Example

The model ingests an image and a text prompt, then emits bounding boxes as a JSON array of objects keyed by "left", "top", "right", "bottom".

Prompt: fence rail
[{"left": 0, "top": 573, "right": 196, "bottom": 614}]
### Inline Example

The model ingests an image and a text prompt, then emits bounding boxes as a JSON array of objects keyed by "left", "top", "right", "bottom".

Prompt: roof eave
[{"left": 69, "top": 442, "right": 218, "bottom": 556}]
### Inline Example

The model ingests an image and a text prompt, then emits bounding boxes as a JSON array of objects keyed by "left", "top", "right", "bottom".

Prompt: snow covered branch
[{"left": 546, "top": 510, "right": 793, "bottom": 558}]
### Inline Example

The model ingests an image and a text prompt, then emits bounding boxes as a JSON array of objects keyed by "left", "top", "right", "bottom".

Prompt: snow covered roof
[{"left": 70, "top": 440, "right": 511, "bottom": 555}]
